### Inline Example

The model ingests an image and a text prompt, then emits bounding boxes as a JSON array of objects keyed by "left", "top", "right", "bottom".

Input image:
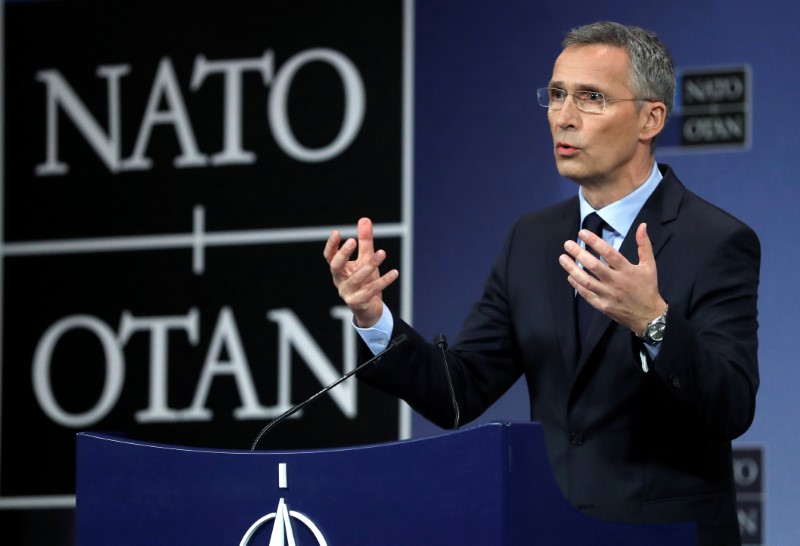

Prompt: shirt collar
[{"left": 579, "top": 162, "right": 663, "bottom": 238}]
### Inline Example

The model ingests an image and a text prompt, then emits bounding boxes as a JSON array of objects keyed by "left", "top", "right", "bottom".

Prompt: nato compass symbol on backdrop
[{"left": 240, "top": 463, "right": 328, "bottom": 546}]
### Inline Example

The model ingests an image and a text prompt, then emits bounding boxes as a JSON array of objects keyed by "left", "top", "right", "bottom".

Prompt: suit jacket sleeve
[{"left": 649, "top": 216, "right": 760, "bottom": 440}]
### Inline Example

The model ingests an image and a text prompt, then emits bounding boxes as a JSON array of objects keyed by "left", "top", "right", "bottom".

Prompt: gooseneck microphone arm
[
  {"left": 434, "top": 334, "right": 460, "bottom": 430},
  {"left": 250, "top": 334, "right": 409, "bottom": 451}
]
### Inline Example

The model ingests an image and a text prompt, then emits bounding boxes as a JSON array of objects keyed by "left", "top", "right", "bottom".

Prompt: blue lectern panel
[{"left": 75, "top": 421, "right": 695, "bottom": 545}]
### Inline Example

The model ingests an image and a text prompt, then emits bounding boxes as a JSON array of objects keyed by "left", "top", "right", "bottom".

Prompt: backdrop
[{"left": 412, "top": 2, "right": 798, "bottom": 545}]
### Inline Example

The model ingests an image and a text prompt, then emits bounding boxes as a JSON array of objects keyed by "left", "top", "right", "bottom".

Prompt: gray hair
[{"left": 563, "top": 21, "right": 675, "bottom": 119}]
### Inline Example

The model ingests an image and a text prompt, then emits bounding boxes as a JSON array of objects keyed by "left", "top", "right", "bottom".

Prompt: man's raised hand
[{"left": 323, "top": 217, "right": 399, "bottom": 327}]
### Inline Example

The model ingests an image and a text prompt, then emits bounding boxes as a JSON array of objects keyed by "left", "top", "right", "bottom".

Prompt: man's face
[{"left": 547, "top": 44, "right": 648, "bottom": 187}]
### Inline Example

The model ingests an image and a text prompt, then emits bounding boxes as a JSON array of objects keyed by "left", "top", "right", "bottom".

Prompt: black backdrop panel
[{"left": 1, "top": 3, "right": 409, "bottom": 535}]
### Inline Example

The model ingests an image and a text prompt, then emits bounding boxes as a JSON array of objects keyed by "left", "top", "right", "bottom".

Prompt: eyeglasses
[{"left": 536, "top": 87, "right": 655, "bottom": 114}]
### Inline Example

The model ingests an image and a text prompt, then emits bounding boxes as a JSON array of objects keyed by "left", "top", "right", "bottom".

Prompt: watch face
[{"left": 648, "top": 320, "right": 666, "bottom": 342}]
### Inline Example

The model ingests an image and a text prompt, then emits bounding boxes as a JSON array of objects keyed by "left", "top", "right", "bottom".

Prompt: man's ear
[{"left": 640, "top": 101, "right": 667, "bottom": 141}]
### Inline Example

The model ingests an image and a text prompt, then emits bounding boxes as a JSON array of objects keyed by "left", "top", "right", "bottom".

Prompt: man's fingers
[
  {"left": 326, "top": 218, "right": 379, "bottom": 268},
  {"left": 636, "top": 223, "right": 655, "bottom": 266},
  {"left": 344, "top": 249, "right": 387, "bottom": 285},
  {"left": 323, "top": 230, "right": 341, "bottom": 264},
  {"left": 579, "top": 229, "right": 628, "bottom": 269},
  {"left": 577, "top": 229, "right": 637, "bottom": 272},
  {"left": 357, "top": 217, "right": 375, "bottom": 258},
  {"left": 328, "top": 238, "right": 357, "bottom": 276},
  {"left": 363, "top": 269, "right": 399, "bottom": 298},
  {"left": 559, "top": 252, "right": 599, "bottom": 293},
  {"left": 563, "top": 240, "right": 608, "bottom": 281},
  {"left": 341, "top": 267, "right": 399, "bottom": 310},
  {"left": 326, "top": 219, "right": 394, "bottom": 302}
]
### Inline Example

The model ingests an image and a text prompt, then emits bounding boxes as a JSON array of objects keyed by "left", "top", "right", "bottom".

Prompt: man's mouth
[{"left": 556, "top": 142, "right": 579, "bottom": 156}]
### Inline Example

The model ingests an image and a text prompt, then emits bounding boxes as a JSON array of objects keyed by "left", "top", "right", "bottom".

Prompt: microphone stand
[{"left": 250, "top": 334, "right": 408, "bottom": 451}]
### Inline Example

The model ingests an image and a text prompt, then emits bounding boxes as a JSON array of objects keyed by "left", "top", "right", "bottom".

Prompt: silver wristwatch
[{"left": 641, "top": 304, "right": 668, "bottom": 345}]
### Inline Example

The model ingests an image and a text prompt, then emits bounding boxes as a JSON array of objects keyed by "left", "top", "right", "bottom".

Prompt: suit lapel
[
  {"left": 546, "top": 200, "right": 581, "bottom": 372},
  {"left": 621, "top": 165, "right": 682, "bottom": 262}
]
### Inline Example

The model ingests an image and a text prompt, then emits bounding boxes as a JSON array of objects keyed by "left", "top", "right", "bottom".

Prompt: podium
[{"left": 75, "top": 421, "right": 695, "bottom": 545}]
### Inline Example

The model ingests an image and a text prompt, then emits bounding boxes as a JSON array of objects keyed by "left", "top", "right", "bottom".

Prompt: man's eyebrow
[{"left": 547, "top": 80, "right": 605, "bottom": 92}]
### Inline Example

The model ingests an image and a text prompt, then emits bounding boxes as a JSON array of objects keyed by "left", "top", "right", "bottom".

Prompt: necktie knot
[
  {"left": 582, "top": 213, "right": 606, "bottom": 260},
  {"left": 582, "top": 212, "right": 606, "bottom": 238}
]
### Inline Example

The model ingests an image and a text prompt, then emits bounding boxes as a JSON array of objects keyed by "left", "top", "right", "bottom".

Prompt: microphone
[
  {"left": 250, "top": 333, "right": 409, "bottom": 451},
  {"left": 434, "top": 334, "right": 460, "bottom": 430}
]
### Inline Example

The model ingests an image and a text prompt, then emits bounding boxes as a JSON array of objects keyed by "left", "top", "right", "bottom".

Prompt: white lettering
[
  {"left": 733, "top": 456, "right": 759, "bottom": 487},
  {"left": 682, "top": 115, "right": 744, "bottom": 142},
  {"left": 184, "top": 307, "right": 271, "bottom": 420},
  {"left": 31, "top": 306, "right": 355, "bottom": 426},
  {"left": 267, "top": 306, "right": 358, "bottom": 418},
  {"left": 32, "top": 315, "right": 125, "bottom": 427},
  {"left": 35, "top": 65, "right": 131, "bottom": 175},
  {"left": 36, "top": 48, "right": 365, "bottom": 175},
  {"left": 118, "top": 308, "right": 200, "bottom": 422},
  {"left": 269, "top": 48, "right": 365, "bottom": 163},
  {"left": 685, "top": 75, "right": 745, "bottom": 104},
  {"left": 121, "top": 57, "right": 208, "bottom": 170},
  {"left": 737, "top": 507, "right": 759, "bottom": 535},
  {"left": 190, "top": 51, "right": 274, "bottom": 166}
]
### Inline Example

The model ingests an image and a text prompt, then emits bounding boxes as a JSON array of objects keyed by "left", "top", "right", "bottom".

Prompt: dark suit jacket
[{"left": 360, "top": 165, "right": 760, "bottom": 546}]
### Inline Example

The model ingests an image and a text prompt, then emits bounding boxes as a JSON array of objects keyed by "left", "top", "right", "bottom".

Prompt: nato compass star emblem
[{"left": 239, "top": 463, "right": 328, "bottom": 546}]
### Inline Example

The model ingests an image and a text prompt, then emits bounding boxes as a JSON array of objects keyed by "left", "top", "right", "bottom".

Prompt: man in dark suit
[{"left": 323, "top": 21, "right": 759, "bottom": 546}]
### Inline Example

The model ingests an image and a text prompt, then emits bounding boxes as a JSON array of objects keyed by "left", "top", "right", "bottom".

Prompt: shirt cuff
[
  {"left": 353, "top": 304, "right": 395, "bottom": 355},
  {"left": 639, "top": 342, "right": 661, "bottom": 373}
]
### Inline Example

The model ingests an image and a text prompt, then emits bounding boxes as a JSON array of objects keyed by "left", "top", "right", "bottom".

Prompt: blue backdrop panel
[{"left": 412, "top": 1, "right": 800, "bottom": 544}]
